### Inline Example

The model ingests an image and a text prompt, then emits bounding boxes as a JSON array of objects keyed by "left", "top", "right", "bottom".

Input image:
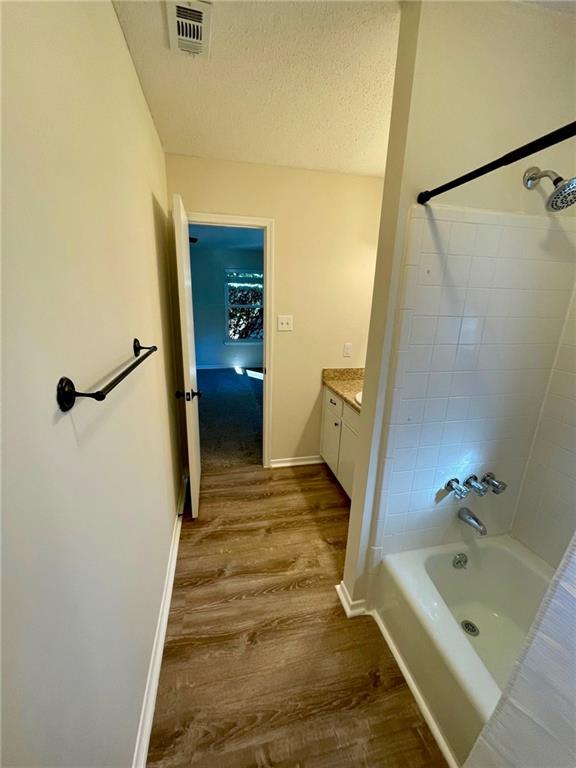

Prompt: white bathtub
[{"left": 371, "top": 535, "right": 553, "bottom": 765}]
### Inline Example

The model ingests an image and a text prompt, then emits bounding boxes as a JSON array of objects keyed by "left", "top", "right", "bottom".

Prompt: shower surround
[{"left": 368, "top": 204, "right": 576, "bottom": 566}]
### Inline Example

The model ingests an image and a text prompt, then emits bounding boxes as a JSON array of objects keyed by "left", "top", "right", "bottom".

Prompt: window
[{"left": 225, "top": 270, "right": 264, "bottom": 342}]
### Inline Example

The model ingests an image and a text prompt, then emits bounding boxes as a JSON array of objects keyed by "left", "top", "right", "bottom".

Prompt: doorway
[{"left": 185, "top": 213, "right": 274, "bottom": 470}]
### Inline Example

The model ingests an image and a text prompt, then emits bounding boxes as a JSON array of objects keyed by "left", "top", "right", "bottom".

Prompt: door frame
[{"left": 185, "top": 210, "right": 275, "bottom": 468}]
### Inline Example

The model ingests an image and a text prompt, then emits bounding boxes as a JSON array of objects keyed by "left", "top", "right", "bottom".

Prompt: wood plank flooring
[{"left": 147, "top": 464, "right": 447, "bottom": 768}]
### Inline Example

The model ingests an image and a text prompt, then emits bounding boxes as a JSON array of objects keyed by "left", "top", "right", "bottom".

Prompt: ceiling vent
[{"left": 168, "top": 1, "right": 212, "bottom": 57}]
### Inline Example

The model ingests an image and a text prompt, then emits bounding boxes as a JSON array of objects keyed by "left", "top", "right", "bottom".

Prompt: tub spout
[{"left": 458, "top": 507, "right": 487, "bottom": 536}]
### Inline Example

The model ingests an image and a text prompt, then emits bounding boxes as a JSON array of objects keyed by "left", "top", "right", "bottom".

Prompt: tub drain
[{"left": 461, "top": 619, "right": 479, "bottom": 636}]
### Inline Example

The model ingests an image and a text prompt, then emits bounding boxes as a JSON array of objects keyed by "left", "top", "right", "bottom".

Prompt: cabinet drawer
[
  {"left": 324, "top": 387, "right": 343, "bottom": 417},
  {"left": 342, "top": 403, "right": 360, "bottom": 435}
]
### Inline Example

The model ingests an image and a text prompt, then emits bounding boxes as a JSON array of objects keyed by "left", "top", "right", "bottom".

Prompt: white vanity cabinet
[{"left": 320, "top": 387, "right": 360, "bottom": 497}]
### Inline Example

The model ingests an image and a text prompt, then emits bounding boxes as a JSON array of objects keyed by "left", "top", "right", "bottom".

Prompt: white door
[{"left": 173, "top": 194, "right": 202, "bottom": 517}]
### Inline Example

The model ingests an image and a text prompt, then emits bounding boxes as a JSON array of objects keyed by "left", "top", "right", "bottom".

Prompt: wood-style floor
[{"left": 147, "top": 464, "right": 447, "bottom": 768}]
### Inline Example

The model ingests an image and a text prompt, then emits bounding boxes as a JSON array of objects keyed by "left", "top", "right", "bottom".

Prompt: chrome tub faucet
[{"left": 458, "top": 507, "right": 487, "bottom": 536}]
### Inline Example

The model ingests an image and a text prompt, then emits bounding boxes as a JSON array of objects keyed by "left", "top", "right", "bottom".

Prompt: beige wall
[
  {"left": 2, "top": 2, "right": 181, "bottom": 765},
  {"left": 405, "top": 2, "right": 576, "bottom": 215},
  {"left": 167, "top": 155, "right": 383, "bottom": 461}
]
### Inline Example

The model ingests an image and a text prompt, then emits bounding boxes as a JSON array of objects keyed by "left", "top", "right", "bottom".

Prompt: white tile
[
  {"left": 419, "top": 253, "right": 446, "bottom": 286},
  {"left": 436, "top": 317, "right": 461, "bottom": 345},
  {"left": 447, "top": 397, "right": 470, "bottom": 420},
  {"left": 421, "top": 220, "right": 451, "bottom": 253},
  {"left": 404, "top": 508, "right": 443, "bottom": 531},
  {"left": 557, "top": 344, "right": 576, "bottom": 374},
  {"left": 412, "top": 468, "right": 436, "bottom": 491},
  {"left": 445, "top": 256, "right": 472, "bottom": 286},
  {"left": 464, "top": 288, "right": 490, "bottom": 316},
  {"left": 412, "top": 286, "right": 442, "bottom": 315},
  {"left": 442, "top": 421, "right": 467, "bottom": 444},
  {"left": 469, "top": 257, "right": 497, "bottom": 288},
  {"left": 474, "top": 224, "right": 501, "bottom": 257},
  {"left": 430, "top": 345, "right": 457, "bottom": 372},
  {"left": 396, "top": 398, "right": 425, "bottom": 425},
  {"left": 459, "top": 317, "right": 484, "bottom": 344},
  {"left": 406, "top": 346, "right": 433, "bottom": 372},
  {"left": 424, "top": 398, "right": 448, "bottom": 422},
  {"left": 438, "top": 444, "right": 465, "bottom": 467},
  {"left": 410, "top": 316, "right": 437, "bottom": 345},
  {"left": 416, "top": 445, "right": 440, "bottom": 468},
  {"left": 403, "top": 373, "right": 429, "bottom": 398},
  {"left": 389, "top": 470, "right": 414, "bottom": 494},
  {"left": 454, "top": 345, "right": 479, "bottom": 371},
  {"left": 388, "top": 493, "right": 411, "bottom": 515},
  {"left": 482, "top": 317, "right": 507, "bottom": 344},
  {"left": 427, "top": 372, "right": 452, "bottom": 397},
  {"left": 534, "top": 289, "right": 571, "bottom": 319},
  {"left": 505, "top": 317, "right": 562, "bottom": 345},
  {"left": 449, "top": 223, "right": 476, "bottom": 255},
  {"left": 379, "top": 208, "right": 576, "bottom": 554},
  {"left": 391, "top": 424, "right": 421, "bottom": 449},
  {"left": 393, "top": 447, "right": 418, "bottom": 472},
  {"left": 409, "top": 489, "right": 435, "bottom": 512},
  {"left": 439, "top": 287, "right": 466, "bottom": 316},
  {"left": 419, "top": 422, "right": 444, "bottom": 446},
  {"left": 550, "top": 370, "right": 576, "bottom": 400},
  {"left": 384, "top": 515, "right": 406, "bottom": 535}
]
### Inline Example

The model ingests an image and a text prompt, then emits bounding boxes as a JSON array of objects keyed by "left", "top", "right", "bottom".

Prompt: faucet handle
[
  {"left": 482, "top": 472, "right": 508, "bottom": 495},
  {"left": 464, "top": 474, "right": 489, "bottom": 497},
  {"left": 445, "top": 478, "right": 470, "bottom": 500}
]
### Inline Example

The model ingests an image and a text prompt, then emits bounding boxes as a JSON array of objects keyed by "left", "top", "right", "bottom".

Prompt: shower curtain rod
[{"left": 417, "top": 120, "right": 576, "bottom": 205}]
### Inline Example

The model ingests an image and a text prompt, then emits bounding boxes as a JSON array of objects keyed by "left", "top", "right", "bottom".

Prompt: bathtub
[{"left": 371, "top": 535, "right": 553, "bottom": 766}]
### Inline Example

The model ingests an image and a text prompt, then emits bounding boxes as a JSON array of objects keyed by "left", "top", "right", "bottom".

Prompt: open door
[{"left": 173, "top": 194, "right": 202, "bottom": 517}]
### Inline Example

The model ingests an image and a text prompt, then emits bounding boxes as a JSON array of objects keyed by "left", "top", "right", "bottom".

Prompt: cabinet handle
[
  {"left": 334, "top": 422, "right": 339, "bottom": 427},
  {"left": 330, "top": 398, "right": 337, "bottom": 405}
]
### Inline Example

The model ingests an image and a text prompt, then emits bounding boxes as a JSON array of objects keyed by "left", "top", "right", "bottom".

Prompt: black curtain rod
[
  {"left": 56, "top": 338, "right": 157, "bottom": 412},
  {"left": 417, "top": 121, "right": 576, "bottom": 205}
]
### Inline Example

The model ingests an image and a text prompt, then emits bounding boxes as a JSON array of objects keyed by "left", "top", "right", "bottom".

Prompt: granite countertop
[{"left": 322, "top": 368, "right": 364, "bottom": 413}]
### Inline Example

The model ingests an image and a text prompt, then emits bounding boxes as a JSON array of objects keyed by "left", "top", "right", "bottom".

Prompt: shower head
[{"left": 523, "top": 166, "right": 576, "bottom": 212}]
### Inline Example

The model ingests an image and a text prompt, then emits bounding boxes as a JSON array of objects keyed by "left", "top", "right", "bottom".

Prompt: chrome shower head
[{"left": 523, "top": 166, "right": 576, "bottom": 212}]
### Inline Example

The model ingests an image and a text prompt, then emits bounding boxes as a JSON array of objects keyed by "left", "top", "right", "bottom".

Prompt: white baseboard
[
  {"left": 369, "top": 609, "right": 460, "bottom": 768},
  {"left": 269, "top": 455, "right": 324, "bottom": 468},
  {"left": 335, "top": 581, "right": 367, "bottom": 618},
  {"left": 131, "top": 477, "right": 186, "bottom": 768}
]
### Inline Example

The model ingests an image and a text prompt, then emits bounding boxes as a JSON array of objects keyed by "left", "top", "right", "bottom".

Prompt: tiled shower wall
[
  {"left": 372, "top": 205, "right": 576, "bottom": 562},
  {"left": 513, "top": 290, "right": 576, "bottom": 568}
]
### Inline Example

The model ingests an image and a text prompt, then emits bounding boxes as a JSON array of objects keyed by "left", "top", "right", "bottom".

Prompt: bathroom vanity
[{"left": 320, "top": 369, "right": 363, "bottom": 496}]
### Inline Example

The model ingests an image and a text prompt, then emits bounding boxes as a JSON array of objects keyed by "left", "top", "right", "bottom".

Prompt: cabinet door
[
  {"left": 338, "top": 421, "right": 358, "bottom": 497},
  {"left": 321, "top": 408, "right": 341, "bottom": 476}
]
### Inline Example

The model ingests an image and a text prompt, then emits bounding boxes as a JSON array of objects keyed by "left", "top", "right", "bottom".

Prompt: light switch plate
[
  {"left": 277, "top": 315, "right": 293, "bottom": 332},
  {"left": 343, "top": 342, "right": 352, "bottom": 358}
]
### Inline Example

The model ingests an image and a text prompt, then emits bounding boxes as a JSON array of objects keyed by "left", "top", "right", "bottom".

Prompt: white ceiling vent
[{"left": 168, "top": 1, "right": 212, "bottom": 57}]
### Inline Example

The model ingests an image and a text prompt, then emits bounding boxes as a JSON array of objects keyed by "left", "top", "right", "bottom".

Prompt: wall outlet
[
  {"left": 343, "top": 342, "right": 352, "bottom": 358},
  {"left": 277, "top": 315, "right": 293, "bottom": 332}
]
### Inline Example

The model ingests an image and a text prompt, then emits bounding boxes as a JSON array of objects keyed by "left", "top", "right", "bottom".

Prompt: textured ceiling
[{"left": 114, "top": 1, "right": 400, "bottom": 176}]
